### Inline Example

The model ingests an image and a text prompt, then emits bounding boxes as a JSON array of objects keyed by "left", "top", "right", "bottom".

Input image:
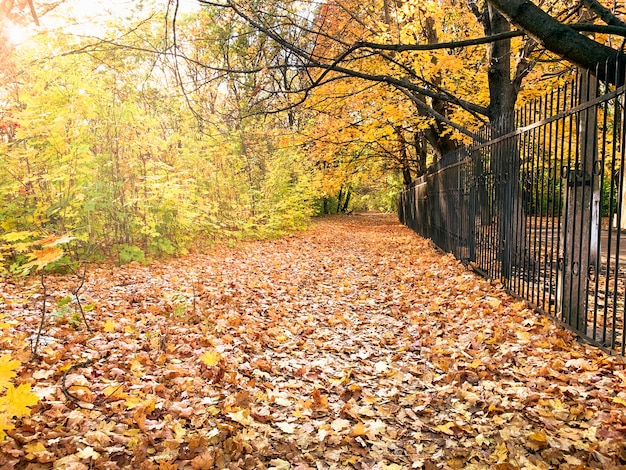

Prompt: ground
[{"left": 1, "top": 214, "right": 626, "bottom": 469}]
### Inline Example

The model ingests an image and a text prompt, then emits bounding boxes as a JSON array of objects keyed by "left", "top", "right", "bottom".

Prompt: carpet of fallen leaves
[{"left": 1, "top": 213, "right": 626, "bottom": 470}]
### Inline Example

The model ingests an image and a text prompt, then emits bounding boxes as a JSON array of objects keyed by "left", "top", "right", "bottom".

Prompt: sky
[
  {"left": 60, "top": 0, "right": 200, "bottom": 21},
  {"left": 55, "top": 0, "right": 200, "bottom": 31},
  {"left": 6, "top": 0, "right": 201, "bottom": 44}
]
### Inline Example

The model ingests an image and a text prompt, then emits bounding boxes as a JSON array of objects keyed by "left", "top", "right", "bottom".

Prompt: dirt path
[{"left": 1, "top": 214, "right": 625, "bottom": 469}]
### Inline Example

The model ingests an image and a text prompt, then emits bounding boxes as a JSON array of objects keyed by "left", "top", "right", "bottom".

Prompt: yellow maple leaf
[
  {"left": 0, "top": 313, "right": 13, "bottom": 329},
  {"left": 490, "top": 441, "right": 509, "bottom": 464},
  {"left": 24, "top": 440, "right": 47, "bottom": 459},
  {"left": 0, "top": 355, "right": 19, "bottom": 390},
  {"left": 435, "top": 422, "right": 456, "bottom": 435},
  {"left": 199, "top": 350, "right": 222, "bottom": 367},
  {"left": 349, "top": 422, "right": 367, "bottom": 437},
  {"left": 172, "top": 420, "right": 186, "bottom": 440},
  {"left": 1, "top": 231, "right": 35, "bottom": 242},
  {"left": 5, "top": 383, "right": 39, "bottom": 417},
  {"left": 103, "top": 385, "right": 127, "bottom": 400},
  {"left": 227, "top": 409, "right": 253, "bottom": 426},
  {"left": 103, "top": 319, "right": 116, "bottom": 333},
  {"left": 528, "top": 430, "right": 548, "bottom": 443},
  {"left": 11, "top": 241, "right": 33, "bottom": 253},
  {"left": 0, "top": 413, "right": 14, "bottom": 440},
  {"left": 612, "top": 396, "right": 626, "bottom": 407}
]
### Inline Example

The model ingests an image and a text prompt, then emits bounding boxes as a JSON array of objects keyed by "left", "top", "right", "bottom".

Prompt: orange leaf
[
  {"left": 22, "top": 247, "right": 64, "bottom": 270},
  {"left": 349, "top": 422, "right": 367, "bottom": 437},
  {"left": 38, "top": 234, "right": 74, "bottom": 247},
  {"left": 312, "top": 388, "right": 328, "bottom": 408}
]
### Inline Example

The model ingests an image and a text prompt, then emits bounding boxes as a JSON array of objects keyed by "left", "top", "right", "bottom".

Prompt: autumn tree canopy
[
  {"left": 2, "top": 0, "right": 625, "bottom": 249},
  {"left": 0, "top": 2, "right": 318, "bottom": 263},
  {"left": 181, "top": 0, "right": 626, "bottom": 184}
]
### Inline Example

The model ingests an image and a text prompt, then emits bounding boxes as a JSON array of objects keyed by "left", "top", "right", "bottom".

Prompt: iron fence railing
[{"left": 399, "top": 69, "right": 626, "bottom": 355}]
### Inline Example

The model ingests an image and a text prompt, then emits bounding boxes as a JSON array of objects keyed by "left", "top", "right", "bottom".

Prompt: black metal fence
[{"left": 399, "top": 69, "right": 626, "bottom": 355}]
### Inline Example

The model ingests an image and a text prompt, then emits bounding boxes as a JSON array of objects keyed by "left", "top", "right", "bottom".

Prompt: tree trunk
[
  {"left": 485, "top": 5, "right": 517, "bottom": 123},
  {"left": 476, "top": 4, "right": 526, "bottom": 279},
  {"left": 412, "top": 17, "right": 458, "bottom": 159},
  {"left": 336, "top": 187, "right": 343, "bottom": 213},
  {"left": 341, "top": 190, "right": 352, "bottom": 213},
  {"left": 413, "top": 132, "right": 428, "bottom": 178}
]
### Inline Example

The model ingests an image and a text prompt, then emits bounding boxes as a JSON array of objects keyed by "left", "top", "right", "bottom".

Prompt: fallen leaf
[
  {"left": 199, "top": 350, "right": 222, "bottom": 367},
  {"left": 268, "top": 459, "right": 291, "bottom": 470},
  {"left": 228, "top": 409, "right": 254, "bottom": 426},
  {"left": 275, "top": 422, "right": 296, "bottom": 434},
  {"left": 349, "top": 422, "right": 367, "bottom": 437},
  {"left": 103, "top": 319, "right": 116, "bottom": 333},
  {"left": 76, "top": 446, "right": 100, "bottom": 460},
  {"left": 435, "top": 422, "right": 456, "bottom": 436},
  {"left": 331, "top": 418, "right": 351, "bottom": 432}
]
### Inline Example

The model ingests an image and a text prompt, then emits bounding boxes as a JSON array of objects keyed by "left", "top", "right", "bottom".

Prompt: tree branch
[
  {"left": 581, "top": 0, "right": 626, "bottom": 28},
  {"left": 396, "top": 87, "right": 484, "bottom": 142},
  {"left": 488, "top": 0, "right": 626, "bottom": 83},
  {"left": 352, "top": 24, "right": 626, "bottom": 53},
  {"left": 27, "top": 0, "right": 39, "bottom": 25}
]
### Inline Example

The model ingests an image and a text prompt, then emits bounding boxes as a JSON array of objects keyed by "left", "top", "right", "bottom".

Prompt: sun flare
[{"left": 4, "top": 22, "right": 32, "bottom": 46}]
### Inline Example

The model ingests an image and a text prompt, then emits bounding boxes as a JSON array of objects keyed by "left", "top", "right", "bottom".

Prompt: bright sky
[
  {"left": 56, "top": 0, "right": 200, "bottom": 30},
  {"left": 60, "top": 0, "right": 200, "bottom": 21},
  {"left": 6, "top": 0, "right": 200, "bottom": 43}
]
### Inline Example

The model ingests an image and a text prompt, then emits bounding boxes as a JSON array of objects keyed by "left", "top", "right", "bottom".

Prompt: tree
[
  {"left": 489, "top": 0, "right": 626, "bottom": 83},
  {"left": 0, "top": 2, "right": 317, "bottom": 266},
  {"left": 190, "top": 0, "right": 626, "bottom": 142},
  {"left": 1, "top": 0, "right": 43, "bottom": 26},
  {"left": 182, "top": 1, "right": 624, "bottom": 263}
]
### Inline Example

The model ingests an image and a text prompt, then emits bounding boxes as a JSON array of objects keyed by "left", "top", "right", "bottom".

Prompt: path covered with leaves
[{"left": 1, "top": 214, "right": 626, "bottom": 469}]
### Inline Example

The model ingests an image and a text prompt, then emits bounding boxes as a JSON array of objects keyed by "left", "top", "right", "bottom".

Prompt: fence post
[{"left": 559, "top": 71, "right": 600, "bottom": 333}]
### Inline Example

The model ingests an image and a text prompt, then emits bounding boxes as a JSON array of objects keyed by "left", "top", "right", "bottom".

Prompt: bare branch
[
  {"left": 352, "top": 24, "right": 626, "bottom": 53},
  {"left": 27, "top": 0, "right": 39, "bottom": 25}
]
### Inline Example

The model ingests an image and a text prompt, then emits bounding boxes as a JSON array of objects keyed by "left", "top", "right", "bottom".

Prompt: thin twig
[
  {"left": 61, "top": 359, "right": 95, "bottom": 410},
  {"left": 31, "top": 270, "right": 47, "bottom": 357},
  {"left": 70, "top": 264, "right": 92, "bottom": 333},
  {"left": 192, "top": 282, "right": 198, "bottom": 314}
]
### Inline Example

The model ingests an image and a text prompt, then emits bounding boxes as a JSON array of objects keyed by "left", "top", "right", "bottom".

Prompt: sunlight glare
[{"left": 5, "top": 22, "right": 32, "bottom": 45}]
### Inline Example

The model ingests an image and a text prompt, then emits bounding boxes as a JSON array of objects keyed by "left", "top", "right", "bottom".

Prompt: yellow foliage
[
  {"left": 0, "top": 354, "right": 39, "bottom": 440},
  {"left": 0, "top": 355, "right": 19, "bottom": 390},
  {"left": 199, "top": 350, "right": 222, "bottom": 367},
  {"left": 4, "top": 383, "right": 40, "bottom": 417},
  {"left": 103, "top": 319, "right": 116, "bottom": 333}
]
